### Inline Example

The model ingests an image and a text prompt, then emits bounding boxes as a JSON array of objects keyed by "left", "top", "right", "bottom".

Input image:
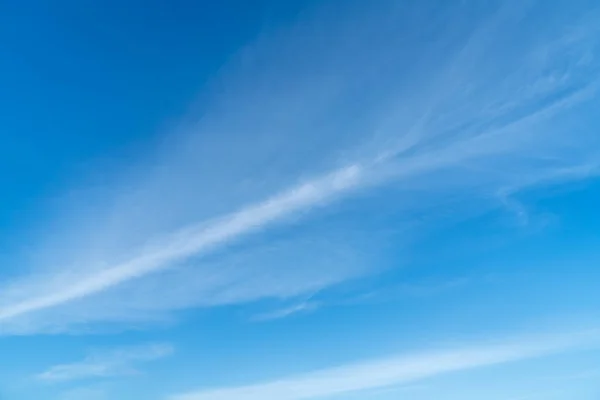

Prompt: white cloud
[
  {"left": 168, "top": 331, "right": 598, "bottom": 400},
  {"left": 1, "top": 2, "right": 600, "bottom": 334},
  {"left": 36, "top": 343, "right": 173, "bottom": 383},
  {"left": 251, "top": 301, "right": 320, "bottom": 322}
]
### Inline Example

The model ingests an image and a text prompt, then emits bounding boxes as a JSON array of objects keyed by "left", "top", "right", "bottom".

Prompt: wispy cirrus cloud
[
  {"left": 1, "top": 1, "right": 600, "bottom": 334},
  {"left": 36, "top": 343, "right": 173, "bottom": 383},
  {"left": 168, "top": 330, "right": 599, "bottom": 400},
  {"left": 251, "top": 301, "right": 320, "bottom": 322}
]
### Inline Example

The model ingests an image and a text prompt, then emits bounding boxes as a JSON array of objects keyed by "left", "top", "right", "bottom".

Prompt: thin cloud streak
[
  {"left": 251, "top": 301, "right": 320, "bottom": 322},
  {"left": 0, "top": 165, "right": 363, "bottom": 322},
  {"left": 169, "top": 331, "right": 598, "bottom": 400},
  {"left": 36, "top": 343, "right": 173, "bottom": 383}
]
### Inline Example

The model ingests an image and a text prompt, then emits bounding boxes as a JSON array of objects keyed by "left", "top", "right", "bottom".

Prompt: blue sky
[{"left": 1, "top": 0, "right": 600, "bottom": 399}]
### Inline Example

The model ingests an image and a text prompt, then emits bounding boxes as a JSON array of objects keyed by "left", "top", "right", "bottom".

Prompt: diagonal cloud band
[
  {"left": 168, "top": 330, "right": 600, "bottom": 400},
  {"left": 0, "top": 165, "right": 364, "bottom": 321}
]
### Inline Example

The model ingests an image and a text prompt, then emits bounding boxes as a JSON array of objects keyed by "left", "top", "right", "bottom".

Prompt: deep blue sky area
[{"left": 0, "top": 0, "right": 317, "bottom": 231}]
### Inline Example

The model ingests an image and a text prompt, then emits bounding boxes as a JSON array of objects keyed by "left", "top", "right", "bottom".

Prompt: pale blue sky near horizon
[{"left": 1, "top": 1, "right": 600, "bottom": 399}]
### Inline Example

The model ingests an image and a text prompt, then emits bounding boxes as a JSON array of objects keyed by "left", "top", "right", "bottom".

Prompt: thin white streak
[
  {"left": 252, "top": 301, "right": 319, "bottom": 322},
  {"left": 36, "top": 343, "right": 173, "bottom": 383},
  {"left": 0, "top": 166, "right": 363, "bottom": 321},
  {"left": 169, "top": 332, "right": 597, "bottom": 400}
]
